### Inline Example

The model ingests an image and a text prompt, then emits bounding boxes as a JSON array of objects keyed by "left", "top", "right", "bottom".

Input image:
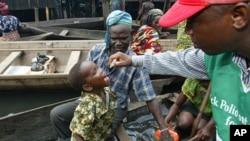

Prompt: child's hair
[{"left": 68, "top": 61, "right": 87, "bottom": 92}]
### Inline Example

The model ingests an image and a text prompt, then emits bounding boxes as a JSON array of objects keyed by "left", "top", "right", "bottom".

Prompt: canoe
[
  {"left": 23, "top": 17, "right": 105, "bottom": 30},
  {"left": 0, "top": 93, "right": 175, "bottom": 141},
  {"left": 20, "top": 25, "right": 106, "bottom": 40},
  {"left": 0, "top": 39, "right": 177, "bottom": 90}
]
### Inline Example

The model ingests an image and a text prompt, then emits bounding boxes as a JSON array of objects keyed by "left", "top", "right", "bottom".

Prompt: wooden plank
[
  {"left": 0, "top": 51, "right": 22, "bottom": 73},
  {"left": 0, "top": 39, "right": 176, "bottom": 51},
  {"left": 20, "top": 32, "right": 54, "bottom": 41},
  {"left": 59, "top": 30, "right": 69, "bottom": 36},
  {"left": 64, "top": 51, "right": 81, "bottom": 73},
  {"left": 0, "top": 40, "right": 104, "bottom": 49}
]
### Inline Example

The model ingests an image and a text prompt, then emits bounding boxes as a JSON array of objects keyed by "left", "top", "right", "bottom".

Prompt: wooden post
[
  {"left": 34, "top": 7, "right": 39, "bottom": 24},
  {"left": 92, "top": 0, "right": 96, "bottom": 17},
  {"left": 102, "top": 0, "right": 110, "bottom": 21},
  {"left": 45, "top": 7, "right": 50, "bottom": 21},
  {"left": 190, "top": 83, "right": 212, "bottom": 138},
  {"left": 50, "top": 8, "right": 54, "bottom": 20}
]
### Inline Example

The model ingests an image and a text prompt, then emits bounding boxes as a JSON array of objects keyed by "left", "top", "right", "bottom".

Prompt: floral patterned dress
[{"left": 130, "top": 25, "right": 162, "bottom": 55}]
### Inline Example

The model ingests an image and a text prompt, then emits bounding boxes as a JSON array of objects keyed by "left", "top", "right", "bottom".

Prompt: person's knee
[
  {"left": 176, "top": 120, "right": 191, "bottom": 129},
  {"left": 50, "top": 106, "right": 59, "bottom": 120},
  {"left": 111, "top": 109, "right": 128, "bottom": 136},
  {"left": 50, "top": 105, "right": 65, "bottom": 125}
]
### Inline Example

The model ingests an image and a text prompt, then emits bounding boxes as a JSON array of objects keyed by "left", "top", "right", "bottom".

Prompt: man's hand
[{"left": 109, "top": 52, "right": 132, "bottom": 68}]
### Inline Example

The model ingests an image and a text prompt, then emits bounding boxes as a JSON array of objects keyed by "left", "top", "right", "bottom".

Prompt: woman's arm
[
  {"left": 165, "top": 92, "right": 187, "bottom": 125},
  {"left": 136, "top": 3, "right": 145, "bottom": 23}
]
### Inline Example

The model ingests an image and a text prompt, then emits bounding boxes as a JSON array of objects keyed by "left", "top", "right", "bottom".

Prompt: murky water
[{"left": 0, "top": 89, "right": 79, "bottom": 117}]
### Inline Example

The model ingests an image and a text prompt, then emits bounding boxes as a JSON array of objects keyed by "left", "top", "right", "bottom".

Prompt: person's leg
[
  {"left": 50, "top": 99, "right": 80, "bottom": 140},
  {"left": 108, "top": 108, "right": 128, "bottom": 141},
  {"left": 175, "top": 100, "right": 196, "bottom": 139}
]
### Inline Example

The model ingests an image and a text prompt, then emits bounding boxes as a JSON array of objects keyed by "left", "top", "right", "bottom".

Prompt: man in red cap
[{"left": 109, "top": 0, "right": 250, "bottom": 140}]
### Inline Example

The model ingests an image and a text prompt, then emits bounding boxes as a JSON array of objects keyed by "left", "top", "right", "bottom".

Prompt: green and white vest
[{"left": 205, "top": 52, "right": 250, "bottom": 141}]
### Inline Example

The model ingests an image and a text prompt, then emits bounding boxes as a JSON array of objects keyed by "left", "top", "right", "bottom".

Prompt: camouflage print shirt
[{"left": 70, "top": 87, "right": 115, "bottom": 141}]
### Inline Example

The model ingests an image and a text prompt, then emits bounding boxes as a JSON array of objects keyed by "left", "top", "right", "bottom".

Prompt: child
[
  {"left": 164, "top": 78, "right": 214, "bottom": 140},
  {"left": 110, "top": 0, "right": 125, "bottom": 11},
  {"left": 68, "top": 61, "right": 115, "bottom": 141},
  {"left": 136, "top": 0, "right": 154, "bottom": 26}
]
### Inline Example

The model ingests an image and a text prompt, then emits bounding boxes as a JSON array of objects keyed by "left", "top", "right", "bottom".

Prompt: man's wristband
[{"left": 160, "top": 128, "right": 168, "bottom": 132}]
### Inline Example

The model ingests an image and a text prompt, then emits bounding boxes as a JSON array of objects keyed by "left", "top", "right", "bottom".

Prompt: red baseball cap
[{"left": 159, "top": 0, "right": 248, "bottom": 27}]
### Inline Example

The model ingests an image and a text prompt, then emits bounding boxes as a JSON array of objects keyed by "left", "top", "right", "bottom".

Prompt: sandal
[
  {"left": 31, "top": 62, "right": 44, "bottom": 71},
  {"left": 36, "top": 53, "right": 49, "bottom": 64}
]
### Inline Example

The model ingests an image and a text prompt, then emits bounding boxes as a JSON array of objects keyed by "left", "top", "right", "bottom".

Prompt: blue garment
[
  {"left": 0, "top": 15, "right": 21, "bottom": 33},
  {"left": 86, "top": 43, "right": 156, "bottom": 109}
]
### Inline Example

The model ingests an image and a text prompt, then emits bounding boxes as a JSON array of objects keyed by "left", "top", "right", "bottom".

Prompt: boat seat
[
  {"left": 0, "top": 51, "right": 22, "bottom": 74},
  {"left": 64, "top": 51, "right": 81, "bottom": 73}
]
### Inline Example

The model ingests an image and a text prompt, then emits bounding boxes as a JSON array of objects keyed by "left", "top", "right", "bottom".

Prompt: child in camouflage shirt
[{"left": 68, "top": 61, "right": 115, "bottom": 141}]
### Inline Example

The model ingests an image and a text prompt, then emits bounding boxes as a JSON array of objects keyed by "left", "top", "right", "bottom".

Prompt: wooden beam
[
  {"left": 59, "top": 30, "right": 69, "bottom": 36},
  {"left": 0, "top": 39, "right": 176, "bottom": 51},
  {"left": 45, "top": 7, "right": 50, "bottom": 21},
  {"left": 64, "top": 51, "right": 81, "bottom": 73},
  {"left": 34, "top": 7, "right": 39, "bottom": 24},
  {"left": 92, "top": 0, "right": 96, "bottom": 17},
  {"left": 0, "top": 51, "right": 22, "bottom": 74}
]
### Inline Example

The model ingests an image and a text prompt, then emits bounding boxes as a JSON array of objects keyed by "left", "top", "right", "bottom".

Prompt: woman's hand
[{"left": 109, "top": 52, "right": 133, "bottom": 68}]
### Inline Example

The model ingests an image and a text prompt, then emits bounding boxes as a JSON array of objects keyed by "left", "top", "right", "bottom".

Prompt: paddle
[{"left": 190, "top": 82, "right": 212, "bottom": 138}]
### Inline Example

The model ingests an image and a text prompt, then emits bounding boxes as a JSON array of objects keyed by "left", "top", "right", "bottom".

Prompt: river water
[{"left": 0, "top": 89, "right": 79, "bottom": 117}]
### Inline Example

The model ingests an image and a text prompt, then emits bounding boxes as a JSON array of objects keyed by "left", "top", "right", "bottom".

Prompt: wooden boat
[
  {"left": 23, "top": 17, "right": 105, "bottom": 30},
  {"left": 20, "top": 25, "right": 106, "bottom": 40},
  {"left": 0, "top": 39, "right": 177, "bottom": 90},
  {"left": 20, "top": 22, "right": 176, "bottom": 41},
  {"left": 0, "top": 93, "right": 176, "bottom": 141}
]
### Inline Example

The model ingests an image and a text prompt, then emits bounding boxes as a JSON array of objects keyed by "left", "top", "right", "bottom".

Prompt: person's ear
[
  {"left": 82, "top": 84, "right": 93, "bottom": 92},
  {"left": 231, "top": 3, "right": 250, "bottom": 29}
]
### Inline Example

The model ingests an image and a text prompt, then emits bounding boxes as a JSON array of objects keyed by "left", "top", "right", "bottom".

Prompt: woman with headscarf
[
  {"left": 131, "top": 8, "right": 169, "bottom": 55},
  {"left": 0, "top": 2, "right": 22, "bottom": 41}
]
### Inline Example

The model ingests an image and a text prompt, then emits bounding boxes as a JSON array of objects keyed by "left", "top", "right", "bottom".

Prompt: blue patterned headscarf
[{"left": 105, "top": 10, "right": 132, "bottom": 48}]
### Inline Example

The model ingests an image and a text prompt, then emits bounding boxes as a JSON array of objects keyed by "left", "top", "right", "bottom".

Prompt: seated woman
[
  {"left": 131, "top": 8, "right": 169, "bottom": 55},
  {"left": 165, "top": 78, "right": 215, "bottom": 140},
  {"left": 0, "top": 2, "right": 22, "bottom": 41}
]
